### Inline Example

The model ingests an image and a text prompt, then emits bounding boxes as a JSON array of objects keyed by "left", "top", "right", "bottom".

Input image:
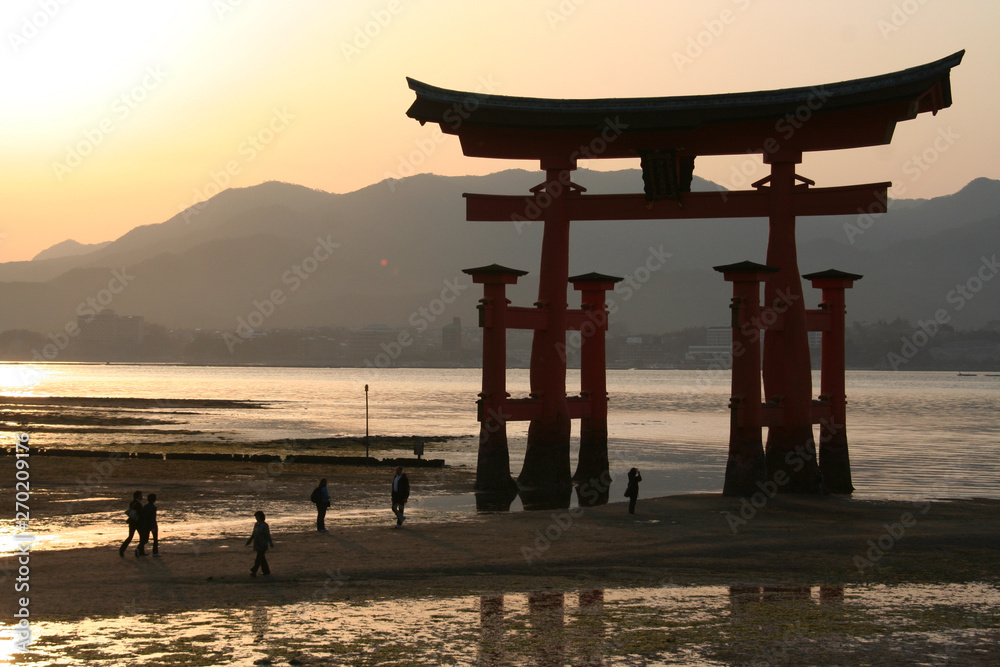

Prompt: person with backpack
[
  {"left": 119, "top": 490, "right": 143, "bottom": 557},
  {"left": 311, "top": 478, "right": 330, "bottom": 532}
]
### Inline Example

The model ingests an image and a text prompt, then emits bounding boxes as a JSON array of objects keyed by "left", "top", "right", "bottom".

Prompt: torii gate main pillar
[
  {"left": 519, "top": 167, "right": 575, "bottom": 494},
  {"left": 761, "top": 153, "right": 821, "bottom": 492}
]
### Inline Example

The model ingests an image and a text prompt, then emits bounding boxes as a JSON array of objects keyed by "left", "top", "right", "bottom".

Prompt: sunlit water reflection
[
  {"left": 2, "top": 365, "right": 997, "bottom": 501},
  {"left": 2, "top": 583, "right": 998, "bottom": 666}
]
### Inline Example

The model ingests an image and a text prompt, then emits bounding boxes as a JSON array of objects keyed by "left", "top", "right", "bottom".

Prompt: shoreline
[
  {"left": 0, "top": 445, "right": 448, "bottom": 467},
  {"left": 4, "top": 360, "right": 998, "bottom": 372},
  {"left": 4, "top": 489, "right": 999, "bottom": 621}
]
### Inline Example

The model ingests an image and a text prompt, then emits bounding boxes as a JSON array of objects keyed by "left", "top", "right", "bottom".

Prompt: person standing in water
[{"left": 624, "top": 468, "right": 642, "bottom": 514}]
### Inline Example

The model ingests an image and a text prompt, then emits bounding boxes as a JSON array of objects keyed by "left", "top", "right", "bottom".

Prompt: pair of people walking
[
  {"left": 309, "top": 467, "right": 411, "bottom": 531},
  {"left": 119, "top": 490, "right": 159, "bottom": 557}
]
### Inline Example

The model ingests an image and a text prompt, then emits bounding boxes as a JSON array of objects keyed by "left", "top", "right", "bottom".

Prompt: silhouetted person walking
[
  {"left": 119, "top": 490, "right": 143, "bottom": 557},
  {"left": 391, "top": 466, "right": 410, "bottom": 528},
  {"left": 311, "top": 478, "right": 330, "bottom": 532},
  {"left": 246, "top": 510, "right": 274, "bottom": 576},
  {"left": 136, "top": 493, "right": 159, "bottom": 557},
  {"left": 624, "top": 468, "right": 642, "bottom": 514}
]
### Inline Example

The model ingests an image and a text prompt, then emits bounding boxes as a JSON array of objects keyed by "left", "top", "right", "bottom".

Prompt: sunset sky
[{"left": 1, "top": 0, "right": 996, "bottom": 263}]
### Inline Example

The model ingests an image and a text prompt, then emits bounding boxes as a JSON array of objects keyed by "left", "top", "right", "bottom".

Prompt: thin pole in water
[{"left": 365, "top": 384, "right": 369, "bottom": 462}]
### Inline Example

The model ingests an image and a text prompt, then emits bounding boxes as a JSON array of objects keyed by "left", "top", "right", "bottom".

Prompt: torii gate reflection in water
[{"left": 405, "top": 51, "right": 963, "bottom": 506}]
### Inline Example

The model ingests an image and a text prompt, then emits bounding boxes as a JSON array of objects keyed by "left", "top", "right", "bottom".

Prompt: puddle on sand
[{"left": 2, "top": 583, "right": 999, "bottom": 666}]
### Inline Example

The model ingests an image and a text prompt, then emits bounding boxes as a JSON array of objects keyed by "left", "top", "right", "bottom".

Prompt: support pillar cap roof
[
  {"left": 713, "top": 260, "right": 779, "bottom": 273},
  {"left": 569, "top": 272, "right": 624, "bottom": 283},
  {"left": 802, "top": 269, "right": 864, "bottom": 281},
  {"left": 462, "top": 263, "right": 529, "bottom": 284},
  {"left": 462, "top": 263, "right": 529, "bottom": 276}
]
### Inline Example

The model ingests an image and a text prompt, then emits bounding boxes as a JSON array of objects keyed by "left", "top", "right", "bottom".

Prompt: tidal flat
[{"left": 2, "top": 454, "right": 999, "bottom": 665}]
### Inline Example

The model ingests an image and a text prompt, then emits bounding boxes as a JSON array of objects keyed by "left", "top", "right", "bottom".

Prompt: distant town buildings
[
  {"left": 684, "top": 326, "right": 733, "bottom": 369},
  {"left": 77, "top": 310, "right": 144, "bottom": 345},
  {"left": 344, "top": 326, "right": 399, "bottom": 361},
  {"left": 441, "top": 317, "right": 462, "bottom": 355},
  {"left": 617, "top": 335, "right": 670, "bottom": 368},
  {"left": 680, "top": 327, "right": 822, "bottom": 370},
  {"left": 929, "top": 340, "right": 1000, "bottom": 365}
]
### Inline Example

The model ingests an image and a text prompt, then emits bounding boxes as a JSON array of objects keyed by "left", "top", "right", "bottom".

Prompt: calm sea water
[{"left": 2, "top": 363, "right": 998, "bottom": 501}]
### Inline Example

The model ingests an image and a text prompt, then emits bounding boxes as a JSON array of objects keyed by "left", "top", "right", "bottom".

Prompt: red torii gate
[{"left": 405, "top": 51, "right": 963, "bottom": 501}]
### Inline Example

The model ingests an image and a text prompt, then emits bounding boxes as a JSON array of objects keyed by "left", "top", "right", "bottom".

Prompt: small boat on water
[{"left": 957, "top": 372, "right": 977, "bottom": 377}]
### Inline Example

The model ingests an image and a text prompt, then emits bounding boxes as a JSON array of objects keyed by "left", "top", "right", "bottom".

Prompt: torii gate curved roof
[{"left": 406, "top": 50, "right": 963, "bottom": 160}]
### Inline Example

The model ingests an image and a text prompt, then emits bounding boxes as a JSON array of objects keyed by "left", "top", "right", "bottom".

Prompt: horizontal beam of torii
[{"left": 464, "top": 182, "right": 891, "bottom": 222}]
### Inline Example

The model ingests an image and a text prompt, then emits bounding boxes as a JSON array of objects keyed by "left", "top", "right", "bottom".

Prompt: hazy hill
[
  {"left": 32, "top": 239, "right": 111, "bottom": 262},
  {"left": 2, "top": 170, "right": 998, "bottom": 336}
]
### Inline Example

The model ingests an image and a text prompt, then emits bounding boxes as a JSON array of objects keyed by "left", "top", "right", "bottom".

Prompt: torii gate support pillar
[
  {"left": 571, "top": 273, "right": 621, "bottom": 498},
  {"left": 463, "top": 264, "right": 526, "bottom": 495},
  {"left": 805, "top": 269, "right": 862, "bottom": 494},
  {"left": 715, "top": 261, "right": 776, "bottom": 496}
]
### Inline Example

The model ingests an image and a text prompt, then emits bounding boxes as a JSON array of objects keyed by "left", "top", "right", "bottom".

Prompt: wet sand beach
[{"left": 4, "top": 455, "right": 1000, "bottom": 622}]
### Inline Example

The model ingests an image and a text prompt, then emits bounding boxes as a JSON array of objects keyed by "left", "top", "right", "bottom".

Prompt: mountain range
[{"left": 4, "top": 170, "right": 999, "bottom": 336}]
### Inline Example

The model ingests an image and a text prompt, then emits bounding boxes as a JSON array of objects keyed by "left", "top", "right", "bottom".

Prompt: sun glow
[
  {"left": 0, "top": 364, "right": 45, "bottom": 395},
  {"left": 0, "top": 628, "right": 28, "bottom": 665},
  {"left": 1, "top": 2, "right": 209, "bottom": 134}
]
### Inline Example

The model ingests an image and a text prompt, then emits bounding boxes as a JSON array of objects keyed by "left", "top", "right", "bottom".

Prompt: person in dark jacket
[
  {"left": 312, "top": 478, "right": 331, "bottom": 532},
  {"left": 136, "top": 493, "right": 159, "bottom": 557},
  {"left": 246, "top": 510, "right": 274, "bottom": 576},
  {"left": 119, "top": 490, "right": 143, "bottom": 557},
  {"left": 391, "top": 466, "right": 410, "bottom": 528},
  {"left": 624, "top": 468, "right": 642, "bottom": 514}
]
